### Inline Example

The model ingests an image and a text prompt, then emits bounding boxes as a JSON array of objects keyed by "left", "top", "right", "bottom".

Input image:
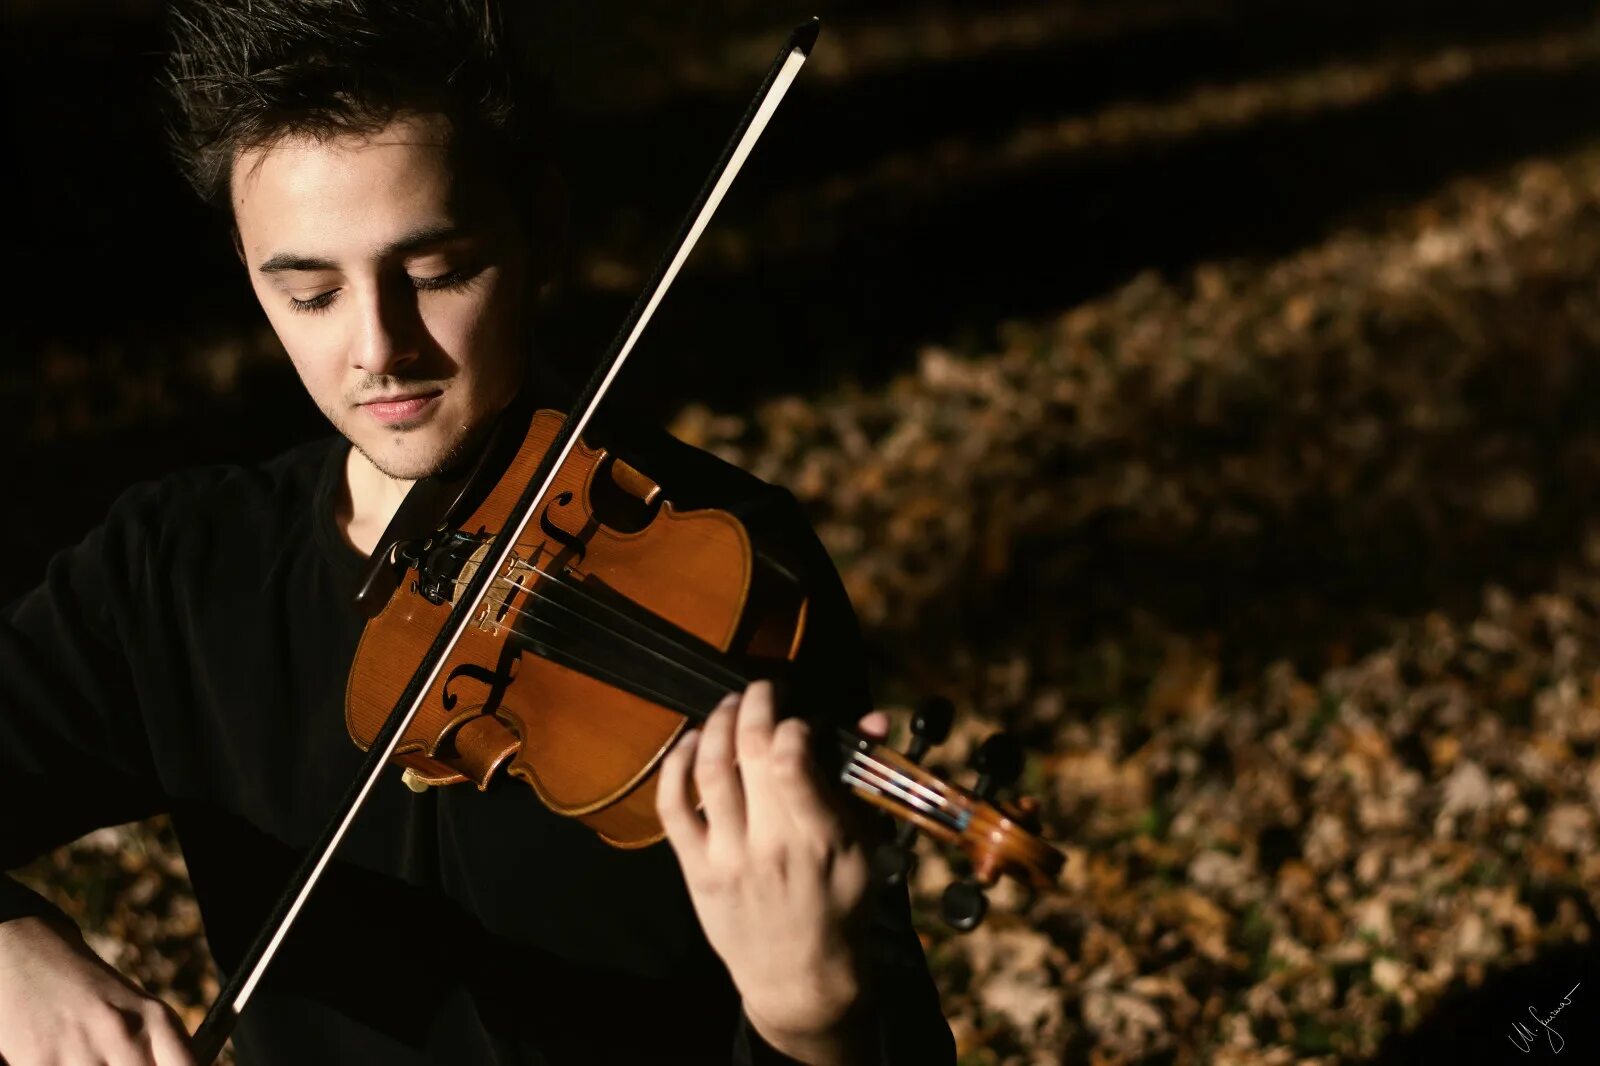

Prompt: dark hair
[{"left": 162, "top": 0, "right": 551, "bottom": 222}]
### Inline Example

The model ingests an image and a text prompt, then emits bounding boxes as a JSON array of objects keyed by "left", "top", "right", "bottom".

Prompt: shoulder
[
  {"left": 13, "top": 436, "right": 345, "bottom": 634},
  {"left": 91, "top": 436, "right": 344, "bottom": 568},
  {"left": 144, "top": 435, "right": 338, "bottom": 513}
]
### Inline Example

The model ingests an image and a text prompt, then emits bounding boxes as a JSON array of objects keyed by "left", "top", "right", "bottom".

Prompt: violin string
[
  {"left": 509, "top": 557, "right": 752, "bottom": 689},
  {"left": 480, "top": 595, "right": 725, "bottom": 715},
  {"left": 482, "top": 601, "right": 957, "bottom": 823},
  {"left": 848, "top": 753, "right": 947, "bottom": 810},
  {"left": 421, "top": 543, "right": 961, "bottom": 819},
  {"left": 468, "top": 602, "right": 956, "bottom": 824},
  {"left": 841, "top": 764, "right": 963, "bottom": 832},
  {"left": 441, "top": 543, "right": 748, "bottom": 692},
  {"left": 839, "top": 755, "right": 957, "bottom": 818},
  {"left": 841, "top": 751, "right": 952, "bottom": 810},
  {"left": 437, "top": 538, "right": 742, "bottom": 668},
  {"left": 496, "top": 560, "right": 752, "bottom": 698},
  {"left": 436, "top": 537, "right": 737, "bottom": 647},
  {"left": 491, "top": 607, "right": 734, "bottom": 734}
]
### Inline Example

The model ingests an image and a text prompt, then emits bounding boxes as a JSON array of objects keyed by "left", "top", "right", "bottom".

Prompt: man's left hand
[{"left": 655, "top": 681, "right": 888, "bottom": 1063}]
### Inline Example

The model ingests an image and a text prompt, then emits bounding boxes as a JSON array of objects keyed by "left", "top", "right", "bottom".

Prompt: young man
[{"left": 0, "top": 3, "right": 954, "bottom": 1064}]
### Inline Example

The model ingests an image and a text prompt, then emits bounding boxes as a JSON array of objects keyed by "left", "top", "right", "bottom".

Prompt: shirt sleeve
[
  {"left": 728, "top": 486, "right": 958, "bottom": 1066},
  {"left": 0, "top": 483, "right": 171, "bottom": 925}
]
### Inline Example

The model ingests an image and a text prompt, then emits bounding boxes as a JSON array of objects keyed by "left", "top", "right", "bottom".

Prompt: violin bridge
[{"left": 452, "top": 543, "right": 527, "bottom": 632}]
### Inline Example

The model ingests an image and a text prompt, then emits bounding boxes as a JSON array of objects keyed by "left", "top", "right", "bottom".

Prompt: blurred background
[{"left": 7, "top": 1, "right": 1600, "bottom": 1062}]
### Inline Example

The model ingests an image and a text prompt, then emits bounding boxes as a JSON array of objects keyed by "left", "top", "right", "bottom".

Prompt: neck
[{"left": 338, "top": 446, "right": 416, "bottom": 557}]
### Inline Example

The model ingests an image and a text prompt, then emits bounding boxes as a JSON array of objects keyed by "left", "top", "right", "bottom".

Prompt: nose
[{"left": 350, "top": 276, "right": 421, "bottom": 376}]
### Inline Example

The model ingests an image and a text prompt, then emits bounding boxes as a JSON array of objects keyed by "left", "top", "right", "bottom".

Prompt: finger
[
  {"left": 734, "top": 680, "right": 778, "bottom": 763},
  {"left": 855, "top": 710, "right": 890, "bottom": 742},
  {"left": 736, "top": 681, "right": 791, "bottom": 846},
  {"left": 769, "top": 717, "right": 846, "bottom": 856},
  {"left": 694, "top": 694, "right": 747, "bottom": 848},
  {"left": 142, "top": 1001, "right": 197, "bottom": 1066},
  {"left": 91, "top": 1008, "right": 151, "bottom": 1066},
  {"left": 654, "top": 725, "right": 708, "bottom": 867}
]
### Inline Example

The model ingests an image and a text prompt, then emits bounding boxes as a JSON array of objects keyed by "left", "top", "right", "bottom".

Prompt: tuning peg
[
  {"left": 940, "top": 878, "right": 989, "bottom": 932},
  {"left": 870, "top": 695, "right": 959, "bottom": 889},
  {"left": 971, "top": 732, "right": 1024, "bottom": 802},
  {"left": 907, "top": 695, "right": 955, "bottom": 762},
  {"left": 871, "top": 839, "right": 916, "bottom": 888}
]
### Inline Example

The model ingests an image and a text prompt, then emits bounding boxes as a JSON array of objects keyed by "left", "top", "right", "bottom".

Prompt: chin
[
  {"left": 341, "top": 424, "right": 444, "bottom": 479},
  {"left": 366, "top": 443, "right": 453, "bottom": 481},
  {"left": 366, "top": 453, "right": 443, "bottom": 481},
  {"left": 366, "top": 415, "right": 497, "bottom": 480}
]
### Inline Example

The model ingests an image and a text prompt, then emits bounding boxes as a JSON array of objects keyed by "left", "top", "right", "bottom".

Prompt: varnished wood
[
  {"left": 344, "top": 409, "right": 1066, "bottom": 890},
  {"left": 347, "top": 410, "right": 805, "bottom": 846}
]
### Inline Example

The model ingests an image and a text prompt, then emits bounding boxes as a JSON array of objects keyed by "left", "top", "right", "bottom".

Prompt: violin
[
  {"left": 192, "top": 19, "right": 1062, "bottom": 1061},
  {"left": 344, "top": 400, "right": 1064, "bottom": 886}
]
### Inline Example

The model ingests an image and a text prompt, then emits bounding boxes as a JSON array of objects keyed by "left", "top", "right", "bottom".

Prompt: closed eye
[
  {"left": 285, "top": 268, "right": 481, "bottom": 315},
  {"left": 288, "top": 289, "right": 340, "bottom": 314},
  {"left": 410, "top": 266, "right": 480, "bottom": 293}
]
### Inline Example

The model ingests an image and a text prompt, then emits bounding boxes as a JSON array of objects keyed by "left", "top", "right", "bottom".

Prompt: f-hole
[{"left": 588, "top": 453, "right": 662, "bottom": 534}]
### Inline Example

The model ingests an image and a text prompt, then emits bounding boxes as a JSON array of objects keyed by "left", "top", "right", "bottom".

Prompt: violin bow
[{"left": 191, "top": 19, "right": 821, "bottom": 1061}]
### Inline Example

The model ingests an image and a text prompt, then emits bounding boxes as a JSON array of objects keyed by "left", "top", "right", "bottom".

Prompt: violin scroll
[{"left": 849, "top": 696, "right": 1062, "bottom": 931}]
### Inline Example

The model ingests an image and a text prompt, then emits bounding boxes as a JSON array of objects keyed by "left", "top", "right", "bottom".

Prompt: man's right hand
[{"left": 0, "top": 915, "right": 197, "bottom": 1065}]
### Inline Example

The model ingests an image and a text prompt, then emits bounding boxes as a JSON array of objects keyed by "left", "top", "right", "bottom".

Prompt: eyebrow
[{"left": 256, "top": 223, "right": 473, "bottom": 275}]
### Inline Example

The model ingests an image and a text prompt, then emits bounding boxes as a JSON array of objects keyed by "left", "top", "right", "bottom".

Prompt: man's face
[{"left": 232, "top": 112, "right": 526, "bottom": 481}]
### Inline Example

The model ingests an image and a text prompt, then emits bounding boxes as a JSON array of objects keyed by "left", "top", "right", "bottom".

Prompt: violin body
[{"left": 346, "top": 408, "right": 811, "bottom": 847}]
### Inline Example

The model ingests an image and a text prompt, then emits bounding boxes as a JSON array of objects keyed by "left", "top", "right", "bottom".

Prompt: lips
[{"left": 359, "top": 390, "right": 442, "bottom": 426}]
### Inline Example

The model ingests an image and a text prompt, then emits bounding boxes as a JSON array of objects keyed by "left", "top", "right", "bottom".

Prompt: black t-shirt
[{"left": 0, "top": 417, "right": 954, "bottom": 1064}]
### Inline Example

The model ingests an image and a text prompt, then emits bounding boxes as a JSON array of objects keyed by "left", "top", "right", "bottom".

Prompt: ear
[{"left": 230, "top": 226, "right": 246, "bottom": 266}]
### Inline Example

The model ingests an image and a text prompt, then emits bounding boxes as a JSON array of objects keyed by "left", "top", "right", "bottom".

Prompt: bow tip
[{"left": 791, "top": 17, "right": 821, "bottom": 56}]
